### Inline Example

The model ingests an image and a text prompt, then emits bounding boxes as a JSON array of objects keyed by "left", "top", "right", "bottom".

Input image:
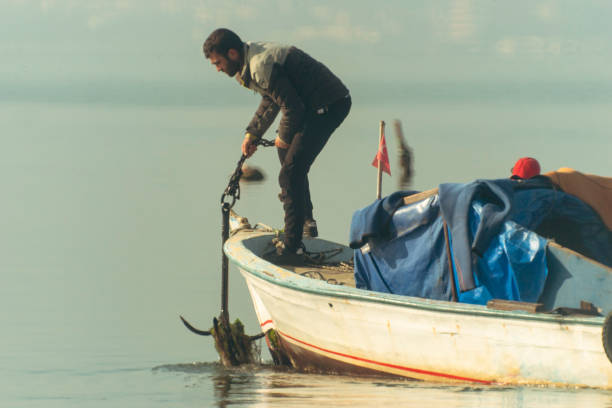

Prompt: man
[{"left": 203, "top": 28, "right": 351, "bottom": 264}]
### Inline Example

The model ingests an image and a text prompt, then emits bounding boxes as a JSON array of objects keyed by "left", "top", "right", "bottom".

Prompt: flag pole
[{"left": 376, "top": 120, "right": 385, "bottom": 199}]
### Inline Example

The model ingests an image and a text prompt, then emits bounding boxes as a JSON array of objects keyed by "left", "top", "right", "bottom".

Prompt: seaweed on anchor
[{"left": 210, "top": 317, "right": 260, "bottom": 366}]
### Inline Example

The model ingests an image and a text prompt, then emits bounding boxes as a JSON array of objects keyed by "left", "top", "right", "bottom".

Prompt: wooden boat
[{"left": 224, "top": 194, "right": 612, "bottom": 388}]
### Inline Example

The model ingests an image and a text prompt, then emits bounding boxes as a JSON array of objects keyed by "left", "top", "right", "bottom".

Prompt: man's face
[{"left": 208, "top": 50, "right": 241, "bottom": 77}]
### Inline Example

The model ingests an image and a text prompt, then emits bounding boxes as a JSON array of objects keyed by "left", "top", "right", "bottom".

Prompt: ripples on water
[{"left": 152, "top": 361, "right": 612, "bottom": 408}]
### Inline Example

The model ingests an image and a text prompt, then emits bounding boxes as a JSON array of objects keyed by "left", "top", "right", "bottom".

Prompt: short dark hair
[{"left": 203, "top": 28, "right": 243, "bottom": 58}]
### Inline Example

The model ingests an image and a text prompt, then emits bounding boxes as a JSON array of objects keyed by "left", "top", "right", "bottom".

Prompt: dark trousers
[{"left": 277, "top": 96, "right": 351, "bottom": 251}]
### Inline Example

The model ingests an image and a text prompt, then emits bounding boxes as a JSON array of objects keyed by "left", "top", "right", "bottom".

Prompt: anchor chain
[
  {"left": 221, "top": 137, "right": 275, "bottom": 209},
  {"left": 179, "top": 137, "right": 273, "bottom": 361},
  {"left": 219, "top": 137, "right": 274, "bottom": 324},
  {"left": 220, "top": 202, "right": 230, "bottom": 324}
]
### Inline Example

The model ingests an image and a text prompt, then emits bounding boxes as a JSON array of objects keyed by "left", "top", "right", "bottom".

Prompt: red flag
[{"left": 372, "top": 133, "right": 391, "bottom": 175}]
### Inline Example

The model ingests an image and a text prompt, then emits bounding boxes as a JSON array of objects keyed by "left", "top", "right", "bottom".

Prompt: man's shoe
[
  {"left": 303, "top": 219, "right": 318, "bottom": 238},
  {"left": 263, "top": 241, "right": 306, "bottom": 266}
]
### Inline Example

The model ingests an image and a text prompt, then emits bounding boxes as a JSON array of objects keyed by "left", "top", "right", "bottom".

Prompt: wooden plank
[
  {"left": 402, "top": 188, "right": 439, "bottom": 205},
  {"left": 486, "top": 299, "right": 543, "bottom": 313}
]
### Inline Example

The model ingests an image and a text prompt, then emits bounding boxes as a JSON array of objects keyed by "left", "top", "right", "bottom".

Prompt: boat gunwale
[{"left": 224, "top": 229, "right": 605, "bottom": 327}]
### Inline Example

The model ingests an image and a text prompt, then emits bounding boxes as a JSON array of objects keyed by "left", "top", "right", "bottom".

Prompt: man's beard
[{"left": 225, "top": 58, "right": 241, "bottom": 77}]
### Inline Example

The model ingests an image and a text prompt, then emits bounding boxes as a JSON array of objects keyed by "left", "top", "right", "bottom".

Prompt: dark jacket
[{"left": 239, "top": 42, "right": 349, "bottom": 144}]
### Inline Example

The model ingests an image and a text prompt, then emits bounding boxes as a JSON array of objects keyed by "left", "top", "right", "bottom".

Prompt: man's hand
[
  {"left": 242, "top": 133, "right": 258, "bottom": 158},
  {"left": 275, "top": 135, "right": 290, "bottom": 149}
]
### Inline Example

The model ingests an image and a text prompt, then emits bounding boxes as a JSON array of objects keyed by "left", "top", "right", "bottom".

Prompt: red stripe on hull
[{"left": 278, "top": 330, "right": 491, "bottom": 384}]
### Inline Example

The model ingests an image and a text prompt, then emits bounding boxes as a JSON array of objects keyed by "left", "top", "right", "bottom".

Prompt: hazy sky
[{"left": 3, "top": 0, "right": 612, "bottom": 106}]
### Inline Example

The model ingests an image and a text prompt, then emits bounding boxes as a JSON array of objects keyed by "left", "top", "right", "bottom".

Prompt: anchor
[{"left": 180, "top": 139, "right": 273, "bottom": 366}]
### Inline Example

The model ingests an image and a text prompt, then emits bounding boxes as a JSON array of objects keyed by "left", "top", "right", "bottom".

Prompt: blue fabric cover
[
  {"left": 438, "top": 180, "right": 514, "bottom": 292},
  {"left": 353, "top": 194, "right": 452, "bottom": 300},
  {"left": 349, "top": 190, "right": 419, "bottom": 249},
  {"left": 509, "top": 184, "right": 612, "bottom": 267},
  {"left": 350, "top": 177, "right": 612, "bottom": 305}
]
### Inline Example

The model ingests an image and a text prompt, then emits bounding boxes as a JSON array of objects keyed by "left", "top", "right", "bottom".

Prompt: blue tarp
[
  {"left": 353, "top": 193, "right": 453, "bottom": 301},
  {"left": 450, "top": 200, "right": 548, "bottom": 304},
  {"left": 350, "top": 178, "right": 612, "bottom": 305}
]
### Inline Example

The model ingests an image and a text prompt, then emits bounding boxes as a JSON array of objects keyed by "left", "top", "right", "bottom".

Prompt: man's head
[
  {"left": 511, "top": 157, "right": 541, "bottom": 179},
  {"left": 203, "top": 28, "right": 244, "bottom": 77}
]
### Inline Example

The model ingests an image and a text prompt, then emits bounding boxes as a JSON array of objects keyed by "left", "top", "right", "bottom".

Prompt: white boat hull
[
  {"left": 224, "top": 227, "right": 612, "bottom": 388},
  {"left": 241, "top": 266, "right": 611, "bottom": 387}
]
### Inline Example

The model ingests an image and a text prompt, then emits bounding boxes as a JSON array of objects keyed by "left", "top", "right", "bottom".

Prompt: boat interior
[
  {"left": 231, "top": 201, "right": 612, "bottom": 316},
  {"left": 237, "top": 230, "right": 612, "bottom": 317},
  {"left": 263, "top": 235, "right": 357, "bottom": 288}
]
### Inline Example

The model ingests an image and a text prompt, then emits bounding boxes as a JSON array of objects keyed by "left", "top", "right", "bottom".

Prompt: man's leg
[
  {"left": 278, "top": 136, "right": 308, "bottom": 251},
  {"left": 278, "top": 96, "right": 351, "bottom": 251},
  {"left": 277, "top": 147, "right": 314, "bottom": 229}
]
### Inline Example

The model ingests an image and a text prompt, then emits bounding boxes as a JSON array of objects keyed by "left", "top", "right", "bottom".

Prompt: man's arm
[
  {"left": 242, "top": 95, "right": 280, "bottom": 157},
  {"left": 246, "top": 95, "right": 280, "bottom": 139},
  {"left": 243, "top": 65, "right": 305, "bottom": 154},
  {"left": 264, "top": 68, "right": 305, "bottom": 147}
]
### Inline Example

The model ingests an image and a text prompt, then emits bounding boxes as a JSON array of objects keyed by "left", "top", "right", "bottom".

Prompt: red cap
[{"left": 511, "top": 157, "right": 541, "bottom": 179}]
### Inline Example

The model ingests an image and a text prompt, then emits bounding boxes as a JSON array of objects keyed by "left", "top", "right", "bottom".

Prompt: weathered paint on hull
[
  {"left": 277, "top": 331, "right": 403, "bottom": 378},
  {"left": 239, "top": 265, "right": 612, "bottom": 388},
  {"left": 275, "top": 328, "right": 490, "bottom": 383},
  {"left": 224, "top": 228, "right": 612, "bottom": 389}
]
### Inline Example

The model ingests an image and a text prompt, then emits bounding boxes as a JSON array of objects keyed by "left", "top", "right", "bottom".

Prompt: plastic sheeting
[
  {"left": 350, "top": 178, "right": 612, "bottom": 305},
  {"left": 451, "top": 201, "right": 548, "bottom": 305}
]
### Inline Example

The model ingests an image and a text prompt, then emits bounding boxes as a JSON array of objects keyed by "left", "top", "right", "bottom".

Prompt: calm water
[{"left": 1, "top": 92, "right": 611, "bottom": 407}]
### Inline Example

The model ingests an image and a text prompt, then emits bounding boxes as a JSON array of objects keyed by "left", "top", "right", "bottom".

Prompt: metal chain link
[
  {"left": 218, "top": 137, "right": 275, "bottom": 326},
  {"left": 220, "top": 138, "right": 275, "bottom": 209}
]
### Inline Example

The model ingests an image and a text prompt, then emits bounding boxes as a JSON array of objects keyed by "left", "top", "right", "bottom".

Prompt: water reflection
[{"left": 155, "top": 362, "right": 612, "bottom": 408}]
